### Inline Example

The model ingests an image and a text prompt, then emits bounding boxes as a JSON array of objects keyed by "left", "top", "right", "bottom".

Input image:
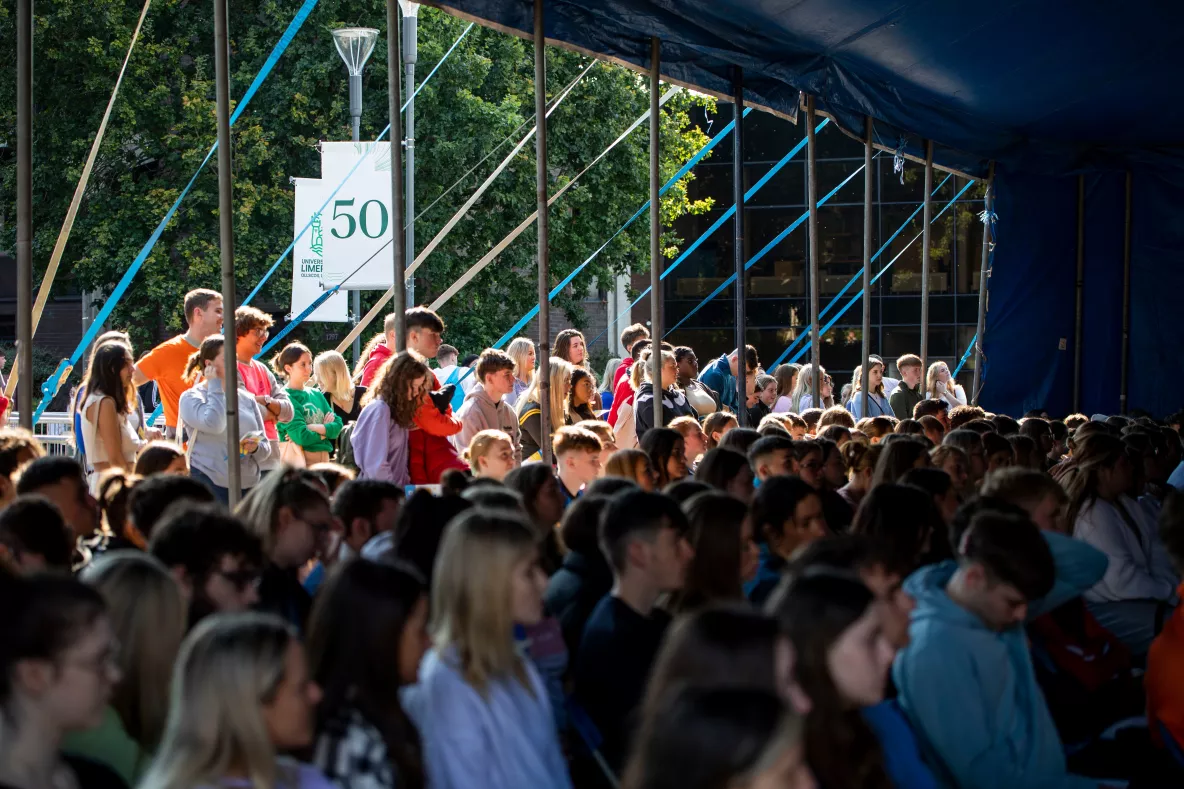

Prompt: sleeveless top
[{"left": 80, "top": 392, "right": 141, "bottom": 466}]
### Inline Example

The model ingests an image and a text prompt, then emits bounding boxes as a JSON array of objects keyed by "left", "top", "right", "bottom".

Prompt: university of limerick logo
[{"left": 310, "top": 212, "right": 324, "bottom": 256}]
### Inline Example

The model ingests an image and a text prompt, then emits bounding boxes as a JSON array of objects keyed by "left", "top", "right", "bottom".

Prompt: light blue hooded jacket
[{"left": 892, "top": 531, "right": 1108, "bottom": 789}]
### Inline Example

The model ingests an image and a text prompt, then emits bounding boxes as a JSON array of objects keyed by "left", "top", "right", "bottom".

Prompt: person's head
[
  {"left": 1063, "top": 433, "right": 1132, "bottom": 524},
  {"left": 435, "top": 344, "right": 459, "bottom": 369},
  {"left": 181, "top": 335, "right": 225, "bottom": 386},
  {"left": 586, "top": 476, "right": 641, "bottom": 498},
  {"left": 237, "top": 469, "right": 333, "bottom": 569},
  {"left": 990, "top": 414, "right": 1020, "bottom": 436},
  {"left": 0, "top": 572, "right": 114, "bottom": 733},
  {"left": 774, "top": 363, "right": 801, "bottom": 399},
  {"left": 642, "top": 427, "right": 689, "bottom": 488},
  {"left": 464, "top": 429, "right": 516, "bottom": 481},
  {"left": 331, "top": 480, "right": 404, "bottom": 554},
  {"left": 554, "top": 425, "right": 604, "bottom": 489},
  {"left": 943, "top": 428, "right": 986, "bottom": 484},
  {"left": 234, "top": 306, "right": 274, "bottom": 357},
  {"left": 560, "top": 494, "right": 612, "bottom": 564},
  {"left": 602, "top": 358, "right": 623, "bottom": 391},
  {"left": 929, "top": 444, "right": 971, "bottom": 497},
  {"left": 786, "top": 441, "right": 822, "bottom": 491},
  {"left": 749, "top": 436, "right": 794, "bottom": 483},
  {"left": 600, "top": 490, "right": 690, "bottom": 597},
  {"left": 1019, "top": 418, "right": 1054, "bottom": 457},
  {"left": 951, "top": 511, "right": 1055, "bottom": 631},
  {"left": 851, "top": 359, "right": 885, "bottom": 397},
  {"left": 817, "top": 407, "right": 855, "bottom": 431},
  {"left": 518, "top": 357, "right": 573, "bottom": 433},
  {"left": 312, "top": 350, "right": 353, "bottom": 406},
  {"left": 145, "top": 613, "right": 321, "bottom": 789},
  {"left": 1064, "top": 413, "right": 1090, "bottom": 431},
  {"left": 924, "top": 361, "right": 954, "bottom": 398},
  {"left": 696, "top": 448, "right": 756, "bottom": 502},
  {"left": 86, "top": 340, "right": 135, "bottom": 415},
  {"left": 605, "top": 448, "right": 657, "bottom": 492},
  {"left": 896, "top": 354, "right": 922, "bottom": 388},
  {"left": 16, "top": 456, "right": 98, "bottom": 540},
  {"left": 621, "top": 323, "right": 651, "bottom": 357},
  {"left": 703, "top": 411, "right": 738, "bottom": 449},
  {"left": 812, "top": 439, "right": 845, "bottom": 492},
  {"left": 150, "top": 505, "right": 264, "bottom": 624},
  {"left": 681, "top": 491, "right": 757, "bottom": 602},
  {"left": 431, "top": 509, "right": 547, "bottom": 691},
  {"left": 0, "top": 428, "right": 44, "bottom": 504},
  {"left": 1007, "top": 434, "right": 1039, "bottom": 470},
  {"left": 818, "top": 425, "right": 850, "bottom": 448},
  {"left": 901, "top": 467, "right": 959, "bottom": 525},
  {"left": 894, "top": 419, "right": 924, "bottom": 437},
  {"left": 752, "top": 476, "right": 826, "bottom": 560},
  {"left": 365, "top": 349, "right": 433, "bottom": 428},
  {"left": 569, "top": 368, "right": 596, "bottom": 408},
  {"left": 727, "top": 345, "right": 760, "bottom": 378},
  {"left": 183, "top": 289, "right": 224, "bottom": 338},
  {"left": 756, "top": 374, "right": 778, "bottom": 407},
  {"left": 506, "top": 337, "right": 536, "bottom": 386},
  {"left": 869, "top": 438, "right": 930, "bottom": 488},
  {"left": 133, "top": 441, "right": 187, "bottom": 477},
  {"left": 913, "top": 397, "right": 950, "bottom": 424},
  {"left": 917, "top": 414, "right": 945, "bottom": 446},
  {"left": 670, "top": 346, "right": 696, "bottom": 385},
  {"left": 128, "top": 474, "right": 217, "bottom": 542},
  {"left": 850, "top": 483, "right": 944, "bottom": 570},
  {"left": 948, "top": 404, "right": 987, "bottom": 431},
  {"left": 270, "top": 342, "right": 313, "bottom": 388},
  {"left": 980, "top": 467, "right": 1068, "bottom": 534},
  {"left": 405, "top": 307, "right": 445, "bottom": 358},
  {"left": 718, "top": 426, "right": 761, "bottom": 456},
  {"left": 503, "top": 463, "right": 566, "bottom": 532},
  {"left": 669, "top": 416, "right": 707, "bottom": 466},
  {"left": 306, "top": 559, "right": 427, "bottom": 786},
  {"left": 789, "top": 365, "right": 824, "bottom": 412},
  {"left": 80, "top": 552, "right": 186, "bottom": 751},
  {"left": 475, "top": 348, "right": 517, "bottom": 400},
  {"left": 0, "top": 495, "right": 74, "bottom": 571},
  {"left": 554, "top": 329, "right": 588, "bottom": 367},
  {"left": 841, "top": 442, "right": 881, "bottom": 491},
  {"left": 385, "top": 491, "right": 469, "bottom": 585}
]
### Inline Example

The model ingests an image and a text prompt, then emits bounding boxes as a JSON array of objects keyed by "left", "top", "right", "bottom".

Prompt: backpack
[{"left": 335, "top": 422, "right": 358, "bottom": 472}]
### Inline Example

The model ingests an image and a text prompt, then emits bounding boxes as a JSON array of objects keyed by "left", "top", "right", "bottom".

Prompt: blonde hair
[
  {"left": 604, "top": 448, "right": 651, "bottom": 483},
  {"left": 313, "top": 351, "right": 353, "bottom": 406},
  {"left": 925, "top": 361, "right": 953, "bottom": 399},
  {"left": 431, "top": 510, "right": 539, "bottom": 694},
  {"left": 140, "top": 613, "right": 296, "bottom": 789},
  {"left": 506, "top": 338, "right": 535, "bottom": 386},
  {"left": 354, "top": 333, "right": 387, "bottom": 382},
  {"left": 81, "top": 552, "right": 186, "bottom": 753},
  {"left": 668, "top": 416, "right": 702, "bottom": 441},
  {"left": 463, "top": 429, "right": 512, "bottom": 466},
  {"left": 580, "top": 421, "right": 616, "bottom": 449},
  {"left": 236, "top": 469, "right": 329, "bottom": 555},
  {"left": 553, "top": 425, "right": 602, "bottom": 456},
  {"left": 703, "top": 412, "right": 738, "bottom": 449},
  {"left": 630, "top": 351, "right": 649, "bottom": 391},
  {"left": 757, "top": 414, "right": 791, "bottom": 437},
  {"left": 517, "top": 357, "right": 572, "bottom": 433},
  {"left": 789, "top": 363, "right": 826, "bottom": 413}
]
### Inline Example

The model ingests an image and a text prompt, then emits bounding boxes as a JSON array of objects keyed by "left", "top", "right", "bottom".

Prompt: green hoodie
[
  {"left": 278, "top": 387, "right": 343, "bottom": 453},
  {"left": 62, "top": 705, "right": 145, "bottom": 785}
]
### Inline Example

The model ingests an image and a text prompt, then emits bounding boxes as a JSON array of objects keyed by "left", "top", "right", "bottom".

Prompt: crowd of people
[{"left": 3, "top": 287, "right": 1184, "bottom": 789}]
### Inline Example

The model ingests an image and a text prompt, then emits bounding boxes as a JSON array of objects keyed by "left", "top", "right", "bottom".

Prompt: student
[
  {"left": 635, "top": 350, "right": 698, "bottom": 441},
  {"left": 0, "top": 495, "right": 75, "bottom": 572},
  {"left": 313, "top": 350, "right": 368, "bottom": 426},
  {"left": 892, "top": 510, "right": 1107, "bottom": 789},
  {"left": 565, "top": 368, "right": 597, "bottom": 423},
  {"left": 673, "top": 491, "right": 756, "bottom": 612},
  {"left": 352, "top": 351, "right": 431, "bottom": 485},
  {"left": 914, "top": 397, "right": 951, "bottom": 428},
  {"left": 674, "top": 346, "right": 719, "bottom": 417},
  {"left": 80, "top": 341, "right": 145, "bottom": 476},
  {"left": 748, "top": 373, "right": 777, "bottom": 426},
  {"left": 846, "top": 357, "right": 892, "bottom": 419},
  {"left": 575, "top": 490, "right": 690, "bottom": 772},
  {"left": 604, "top": 448, "right": 657, "bottom": 492},
  {"left": 140, "top": 612, "right": 333, "bottom": 789},
  {"left": 17, "top": 456, "right": 100, "bottom": 544},
  {"left": 888, "top": 354, "right": 924, "bottom": 420},
  {"left": 926, "top": 360, "right": 967, "bottom": 408},
  {"left": 307, "top": 559, "right": 429, "bottom": 789},
  {"left": 132, "top": 441, "right": 187, "bottom": 477},
  {"left": 581, "top": 421, "right": 618, "bottom": 473},
  {"left": 981, "top": 430, "right": 1014, "bottom": 472},
  {"left": 554, "top": 425, "right": 603, "bottom": 505},
  {"left": 64, "top": 553, "right": 186, "bottom": 785},
  {"left": 331, "top": 479, "right": 404, "bottom": 561},
  {"left": 746, "top": 476, "right": 827, "bottom": 606},
  {"left": 273, "top": 343, "right": 343, "bottom": 467},
  {"left": 400, "top": 308, "right": 469, "bottom": 484},
  {"left": 943, "top": 428, "right": 987, "bottom": 486},
  {"left": 415, "top": 508, "right": 570, "bottom": 789},
  {"left": 237, "top": 470, "right": 335, "bottom": 633},
  {"left": 851, "top": 483, "right": 946, "bottom": 569},
  {"left": 1148, "top": 491, "right": 1184, "bottom": 751},
  {"left": 818, "top": 406, "right": 856, "bottom": 431},
  {"left": 125, "top": 474, "right": 215, "bottom": 545},
  {"left": 517, "top": 357, "right": 573, "bottom": 464},
  {"left": 503, "top": 464, "right": 567, "bottom": 574},
  {"left": 694, "top": 448, "right": 756, "bottom": 502},
  {"left": 505, "top": 337, "right": 536, "bottom": 407},
  {"left": 455, "top": 348, "right": 522, "bottom": 464},
  {"left": 703, "top": 411, "right": 738, "bottom": 449},
  {"left": 788, "top": 363, "right": 831, "bottom": 413},
  {"left": 902, "top": 467, "right": 960, "bottom": 526},
  {"left": 464, "top": 429, "right": 517, "bottom": 481},
  {"left": 0, "top": 426, "right": 44, "bottom": 504},
  {"left": 545, "top": 495, "right": 615, "bottom": 654},
  {"left": 772, "top": 363, "right": 802, "bottom": 413},
  {"left": 758, "top": 414, "right": 792, "bottom": 438},
  {"left": 641, "top": 427, "right": 689, "bottom": 489},
  {"left": 749, "top": 435, "right": 795, "bottom": 482},
  {"left": 0, "top": 572, "right": 126, "bottom": 789},
  {"left": 555, "top": 328, "right": 592, "bottom": 372},
  {"left": 718, "top": 426, "right": 762, "bottom": 457},
  {"left": 435, "top": 344, "right": 475, "bottom": 409},
  {"left": 357, "top": 312, "right": 399, "bottom": 388},
  {"left": 609, "top": 325, "right": 654, "bottom": 425},
  {"left": 177, "top": 336, "right": 271, "bottom": 504},
  {"left": 134, "top": 288, "right": 223, "bottom": 438},
  {"left": 699, "top": 345, "right": 759, "bottom": 414},
  {"left": 948, "top": 404, "right": 987, "bottom": 431},
  {"left": 233, "top": 307, "right": 295, "bottom": 474},
  {"left": 611, "top": 354, "right": 647, "bottom": 451},
  {"left": 838, "top": 442, "right": 881, "bottom": 511}
]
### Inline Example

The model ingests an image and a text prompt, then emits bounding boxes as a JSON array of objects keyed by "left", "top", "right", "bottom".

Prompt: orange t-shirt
[
  {"left": 137, "top": 335, "right": 199, "bottom": 428},
  {"left": 1147, "top": 583, "right": 1184, "bottom": 749}
]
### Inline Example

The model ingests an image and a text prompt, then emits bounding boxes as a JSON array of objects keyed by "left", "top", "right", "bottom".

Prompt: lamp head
[{"left": 331, "top": 27, "right": 379, "bottom": 76}]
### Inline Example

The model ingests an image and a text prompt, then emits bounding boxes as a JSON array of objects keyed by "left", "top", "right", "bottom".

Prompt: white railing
[{"left": 6, "top": 412, "right": 79, "bottom": 457}]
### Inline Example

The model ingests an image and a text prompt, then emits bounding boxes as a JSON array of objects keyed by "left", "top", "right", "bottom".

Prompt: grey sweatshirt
[
  {"left": 178, "top": 378, "right": 273, "bottom": 489},
  {"left": 454, "top": 383, "right": 522, "bottom": 465}
]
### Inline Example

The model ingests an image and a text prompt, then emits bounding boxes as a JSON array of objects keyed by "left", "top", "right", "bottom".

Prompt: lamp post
[
  {"left": 399, "top": 1, "right": 419, "bottom": 310},
  {"left": 331, "top": 27, "right": 379, "bottom": 364}
]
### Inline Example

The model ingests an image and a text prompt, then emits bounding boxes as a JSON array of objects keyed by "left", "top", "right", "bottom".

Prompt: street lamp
[
  {"left": 398, "top": 1, "right": 419, "bottom": 309},
  {"left": 331, "top": 27, "right": 378, "bottom": 363}
]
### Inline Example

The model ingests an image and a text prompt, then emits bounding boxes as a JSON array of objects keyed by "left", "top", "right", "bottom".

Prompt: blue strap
[
  {"left": 34, "top": 0, "right": 322, "bottom": 424},
  {"left": 952, "top": 333, "right": 977, "bottom": 377}
]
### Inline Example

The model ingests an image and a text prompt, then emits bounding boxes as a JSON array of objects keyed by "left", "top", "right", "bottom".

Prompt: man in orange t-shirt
[{"left": 133, "top": 289, "right": 223, "bottom": 437}]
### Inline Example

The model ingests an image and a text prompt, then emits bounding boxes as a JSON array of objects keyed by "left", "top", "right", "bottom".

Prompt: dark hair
[
  {"left": 1159, "top": 490, "right": 1184, "bottom": 575},
  {"left": 960, "top": 510, "right": 1055, "bottom": 601},
  {"left": 789, "top": 533, "right": 914, "bottom": 580},
  {"left": 270, "top": 342, "right": 311, "bottom": 379},
  {"left": 981, "top": 430, "right": 1013, "bottom": 460},
  {"left": 818, "top": 424, "right": 850, "bottom": 444},
  {"left": 599, "top": 490, "right": 688, "bottom": 574},
  {"left": 183, "top": 289, "right": 221, "bottom": 323},
  {"left": 900, "top": 467, "right": 953, "bottom": 499},
  {"left": 870, "top": 438, "right": 929, "bottom": 488},
  {"left": 332, "top": 480, "right": 405, "bottom": 542},
  {"left": 850, "top": 483, "right": 944, "bottom": 572},
  {"left": 621, "top": 324, "right": 650, "bottom": 353},
  {"left": 392, "top": 490, "right": 471, "bottom": 585},
  {"left": 663, "top": 479, "right": 712, "bottom": 504},
  {"left": 439, "top": 469, "right": 469, "bottom": 498},
  {"left": 15, "top": 456, "right": 86, "bottom": 495},
  {"left": 742, "top": 345, "right": 760, "bottom": 371},
  {"left": 436, "top": 345, "right": 458, "bottom": 364},
  {"left": 0, "top": 428, "right": 44, "bottom": 479},
  {"left": 895, "top": 419, "right": 925, "bottom": 436},
  {"left": 748, "top": 436, "right": 794, "bottom": 466},
  {"left": 183, "top": 335, "right": 225, "bottom": 383},
  {"left": 85, "top": 341, "right": 133, "bottom": 415},
  {"left": 405, "top": 306, "right": 444, "bottom": 334},
  {"left": 622, "top": 686, "right": 799, "bottom": 789},
  {"left": 767, "top": 573, "right": 891, "bottom": 789},
  {"left": 504, "top": 464, "right": 559, "bottom": 526},
  {"left": 559, "top": 495, "right": 610, "bottom": 557},
  {"left": 912, "top": 399, "right": 949, "bottom": 419},
  {"left": 128, "top": 475, "right": 217, "bottom": 540},
  {"left": 677, "top": 492, "right": 747, "bottom": 610},
  {"left": 751, "top": 475, "right": 818, "bottom": 545},
  {"left": 1063, "top": 433, "right": 1128, "bottom": 528},
  {"left": 460, "top": 486, "right": 524, "bottom": 511},
  {"left": 800, "top": 408, "right": 824, "bottom": 430},
  {"left": 991, "top": 414, "right": 1021, "bottom": 436},
  {"left": 641, "top": 428, "right": 686, "bottom": 488},
  {"left": 0, "top": 496, "right": 74, "bottom": 569},
  {"left": 554, "top": 329, "right": 588, "bottom": 367},
  {"left": 307, "top": 559, "right": 426, "bottom": 789},
  {"left": 132, "top": 442, "right": 185, "bottom": 477},
  {"left": 1019, "top": 418, "right": 1052, "bottom": 441},
  {"left": 694, "top": 448, "right": 751, "bottom": 493},
  {"left": 717, "top": 427, "right": 761, "bottom": 455},
  {"left": 476, "top": 348, "right": 515, "bottom": 381},
  {"left": 584, "top": 477, "right": 640, "bottom": 498}
]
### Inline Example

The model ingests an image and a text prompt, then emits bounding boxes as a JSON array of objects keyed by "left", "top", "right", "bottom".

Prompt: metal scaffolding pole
[
  {"left": 1073, "top": 175, "right": 1085, "bottom": 412},
  {"left": 806, "top": 95, "right": 820, "bottom": 405},
  {"left": 15, "top": 0, "right": 32, "bottom": 428},
  {"left": 860, "top": 117, "right": 872, "bottom": 418},
  {"left": 213, "top": 0, "right": 241, "bottom": 502},
  {"left": 649, "top": 37, "right": 663, "bottom": 429},
  {"left": 534, "top": 0, "right": 552, "bottom": 465},
  {"left": 1120, "top": 171, "right": 1132, "bottom": 414},
  {"left": 733, "top": 69, "right": 747, "bottom": 425},
  {"left": 920, "top": 139, "right": 933, "bottom": 377},
  {"left": 387, "top": 0, "right": 407, "bottom": 350},
  {"left": 972, "top": 162, "right": 995, "bottom": 404}
]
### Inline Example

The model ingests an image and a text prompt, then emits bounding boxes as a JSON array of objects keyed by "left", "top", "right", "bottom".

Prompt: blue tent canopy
[{"left": 429, "top": 0, "right": 1184, "bottom": 416}]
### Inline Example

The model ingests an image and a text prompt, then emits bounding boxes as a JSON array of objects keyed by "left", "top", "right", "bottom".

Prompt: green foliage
[{"left": 0, "top": 0, "right": 713, "bottom": 369}]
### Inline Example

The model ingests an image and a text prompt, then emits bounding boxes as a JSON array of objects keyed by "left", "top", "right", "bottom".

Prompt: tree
[{"left": 0, "top": 0, "right": 713, "bottom": 374}]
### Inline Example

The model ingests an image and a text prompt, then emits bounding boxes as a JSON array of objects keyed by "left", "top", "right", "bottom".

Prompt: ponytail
[
  {"left": 270, "top": 343, "right": 311, "bottom": 380},
  {"left": 183, "top": 336, "right": 225, "bottom": 384}
]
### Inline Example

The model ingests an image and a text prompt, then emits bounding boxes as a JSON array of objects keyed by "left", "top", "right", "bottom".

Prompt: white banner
[
  {"left": 290, "top": 177, "right": 349, "bottom": 322},
  {"left": 318, "top": 141, "right": 395, "bottom": 290}
]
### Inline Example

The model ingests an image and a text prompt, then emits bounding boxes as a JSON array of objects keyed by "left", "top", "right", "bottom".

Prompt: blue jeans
[{"left": 190, "top": 467, "right": 238, "bottom": 507}]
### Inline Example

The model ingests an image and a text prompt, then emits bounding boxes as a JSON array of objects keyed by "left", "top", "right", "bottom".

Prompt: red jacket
[
  {"left": 608, "top": 358, "right": 635, "bottom": 425},
  {"left": 409, "top": 371, "right": 467, "bottom": 484},
  {"left": 360, "top": 343, "right": 393, "bottom": 388}
]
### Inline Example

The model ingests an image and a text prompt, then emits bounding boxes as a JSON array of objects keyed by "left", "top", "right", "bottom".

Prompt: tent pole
[
  {"left": 213, "top": 0, "right": 241, "bottom": 503},
  {"left": 649, "top": 37, "right": 663, "bottom": 428},
  {"left": 387, "top": 0, "right": 407, "bottom": 349},
  {"left": 972, "top": 162, "right": 994, "bottom": 405},
  {"left": 534, "top": 0, "right": 552, "bottom": 465},
  {"left": 15, "top": 0, "right": 32, "bottom": 428},
  {"left": 807, "top": 95, "right": 820, "bottom": 405},
  {"left": 860, "top": 116, "right": 872, "bottom": 418},
  {"left": 1120, "top": 171, "right": 1132, "bottom": 415},
  {"left": 920, "top": 139, "right": 933, "bottom": 379},
  {"left": 733, "top": 68, "right": 747, "bottom": 425},
  {"left": 1073, "top": 175, "right": 1084, "bottom": 413}
]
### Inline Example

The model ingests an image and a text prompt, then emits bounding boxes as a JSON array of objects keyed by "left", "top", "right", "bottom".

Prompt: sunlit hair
[
  {"left": 605, "top": 448, "right": 651, "bottom": 485},
  {"left": 81, "top": 551, "right": 186, "bottom": 753},
  {"left": 134, "top": 441, "right": 185, "bottom": 477},
  {"left": 96, "top": 469, "right": 141, "bottom": 545},
  {"left": 139, "top": 612, "right": 296, "bottom": 789},
  {"left": 183, "top": 336, "right": 224, "bottom": 384},
  {"left": 554, "top": 329, "right": 590, "bottom": 370},
  {"left": 703, "top": 412, "right": 738, "bottom": 450},
  {"left": 269, "top": 343, "right": 311, "bottom": 381},
  {"left": 463, "top": 429, "right": 512, "bottom": 466},
  {"left": 789, "top": 363, "right": 826, "bottom": 413},
  {"left": 774, "top": 364, "right": 800, "bottom": 398},
  {"left": 506, "top": 338, "right": 535, "bottom": 386},
  {"left": 312, "top": 351, "right": 353, "bottom": 408},
  {"left": 553, "top": 425, "right": 602, "bottom": 456},
  {"left": 430, "top": 509, "right": 539, "bottom": 695},
  {"left": 925, "top": 361, "right": 956, "bottom": 399},
  {"left": 850, "top": 359, "right": 885, "bottom": 398},
  {"left": 581, "top": 421, "right": 617, "bottom": 449},
  {"left": 362, "top": 350, "right": 432, "bottom": 429},
  {"left": 233, "top": 306, "right": 274, "bottom": 338},
  {"left": 517, "top": 357, "right": 572, "bottom": 433},
  {"left": 236, "top": 468, "right": 329, "bottom": 555},
  {"left": 86, "top": 341, "right": 134, "bottom": 415},
  {"left": 757, "top": 414, "right": 790, "bottom": 437},
  {"left": 1063, "top": 433, "right": 1128, "bottom": 528}
]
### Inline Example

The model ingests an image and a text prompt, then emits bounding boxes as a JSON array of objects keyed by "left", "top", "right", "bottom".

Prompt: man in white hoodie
[{"left": 454, "top": 348, "right": 522, "bottom": 466}]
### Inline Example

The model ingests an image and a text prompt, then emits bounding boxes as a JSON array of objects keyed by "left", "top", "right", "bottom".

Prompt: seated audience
[
  {"left": 746, "top": 476, "right": 827, "bottom": 606},
  {"left": 16, "top": 456, "right": 100, "bottom": 544},
  {"left": 702, "top": 411, "right": 738, "bottom": 450},
  {"left": 671, "top": 491, "right": 754, "bottom": 613},
  {"left": 330, "top": 479, "right": 404, "bottom": 561},
  {"left": 545, "top": 495, "right": 615, "bottom": 654},
  {"left": 554, "top": 425, "right": 604, "bottom": 505},
  {"left": 464, "top": 429, "right": 516, "bottom": 482},
  {"left": 603, "top": 448, "right": 656, "bottom": 492},
  {"left": 694, "top": 448, "right": 755, "bottom": 502},
  {"left": 127, "top": 474, "right": 216, "bottom": 544},
  {"left": 749, "top": 436, "right": 794, "bottom": 482},
  {"left": 640, "top": 427, "right": 689, "bottom": 490},
  {"left": 0, "top": 495, "right": 74, "bottom": 572}
]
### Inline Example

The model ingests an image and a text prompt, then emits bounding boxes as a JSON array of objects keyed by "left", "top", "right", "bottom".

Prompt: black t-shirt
[{"left": 331, "top": 386, "right": 368, "bottom": 425}]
